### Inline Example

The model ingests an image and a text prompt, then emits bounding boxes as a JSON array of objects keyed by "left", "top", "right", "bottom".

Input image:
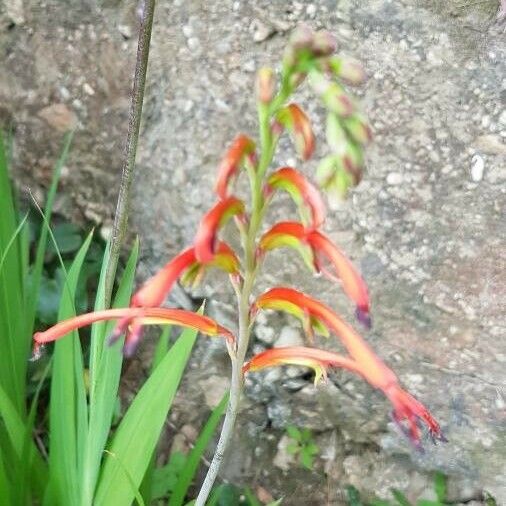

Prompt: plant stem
[
  {"left": 103, "top": 0, "right": 156, "bottom": 305},
  {"left": 196, "top": 85, "right": 288, "bottom": 505}
]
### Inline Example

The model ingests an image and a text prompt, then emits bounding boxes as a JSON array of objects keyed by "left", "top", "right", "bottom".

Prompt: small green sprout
[{"left": 285, "top": 425, "right": 320, "bottom": 470}]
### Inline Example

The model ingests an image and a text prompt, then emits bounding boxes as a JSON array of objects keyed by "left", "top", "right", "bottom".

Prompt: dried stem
[{"left": 104, "top": 0, "right": 156, "bottom": 303}]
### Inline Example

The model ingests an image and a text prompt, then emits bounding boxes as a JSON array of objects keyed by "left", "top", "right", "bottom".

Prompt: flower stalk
[{"left": 34, "top": 23, "right": 444, "bottom": 505}]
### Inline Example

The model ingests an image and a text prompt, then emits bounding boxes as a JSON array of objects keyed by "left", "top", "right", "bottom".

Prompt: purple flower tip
[{"left": 355, "top": 307, "right": 372, "bottom": 329}]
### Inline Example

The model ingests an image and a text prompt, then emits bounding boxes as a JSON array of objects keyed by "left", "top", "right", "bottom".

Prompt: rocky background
[{"left": 1, "top": 0, "right": 505, "bottom": 504}]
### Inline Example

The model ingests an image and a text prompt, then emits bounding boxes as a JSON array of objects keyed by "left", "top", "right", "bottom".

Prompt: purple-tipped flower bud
[
  {"left": 343, "top": 114, "right": 373, "bottom": 145},
  {"left": 328, "top": 56, "right": 366, "bottom": 86},
  {"left": 289, "top": 23, "right": 315, "bottom": 50},
  {"left": 256, "top": 67, "right": 276, "bottom": 104},
  {"left": 312, "top": 30, "right": 338, "bottom": 57},
  {"left": 309, "top": 69, "right": 355, "bottom": 117}
]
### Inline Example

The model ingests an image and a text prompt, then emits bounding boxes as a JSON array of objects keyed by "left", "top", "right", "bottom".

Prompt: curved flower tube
[
  {"left": 243, "top": 346, "right": 444, "bottom": 448},
  {"left": 33, "top": 307, "right": 235, "bottom": 357},
  {"left": 254, "top": 288, "right": 386, "bottom": 388},
  {"left": 215, "top": 135, "right": 256, "bottom": 199},
  {"left": 259, "top": 222, "right": 370, "bottom": 324},
  {"left": 265, "top": 167, "right": 325, "bottom": 229},
  {"left": 194, "top": 196, "right": 246, "bottom": 263},
  {"left": 275, "top": 104, "right": 315, "bottom": 161},
  {"left": 131, "top": 243, "right": 240, "bottom": 308}
]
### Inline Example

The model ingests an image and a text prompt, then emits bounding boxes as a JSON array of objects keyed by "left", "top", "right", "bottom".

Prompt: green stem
[
  {"left": 103, "top": 0, "right": 157, "bottom": 305},
  {"left": 195, "top": 82, "right": 290, "bottom": 505}
]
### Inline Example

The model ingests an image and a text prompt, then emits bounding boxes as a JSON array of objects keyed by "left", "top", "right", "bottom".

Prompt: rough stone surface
[{"left": 1, "top": 0, "right": 505, "bottom": 503}]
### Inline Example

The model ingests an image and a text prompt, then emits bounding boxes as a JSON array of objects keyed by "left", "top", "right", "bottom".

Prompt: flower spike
[
  {"left": 33, "top": 307, "right": 235, "bottom": 358},
  {"left": 215, "top": 135, "right": 256, "bottom": 199},
  {"left": 275, "top": 104, "right": 315, "bottom": 161},
  {"left": 194, "top": 196, "right": 246, "bottom": 263},
  {"left": 259, "top": 222, "right": 370, "bottom": 324},
  {"left": 266, "top": 167, "right": 325, "bottom": 229},
  {"left": 243, "top": 345, "right": 445, "bottom": 448}
]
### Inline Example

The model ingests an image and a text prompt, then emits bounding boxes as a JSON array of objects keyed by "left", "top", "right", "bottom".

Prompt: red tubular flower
[
  {"left": 254, "top": 288, "right": 388, "bottom": 389},
  {"left": 33, "top": 307, "right": 235, "bottom": 358},
  {"left": 215, "top": 135, "right": 256, "bottom": 199},
  {"left": 259, "top": 222, "right": 370, "bottom": 325},
  {"left": 266, "top": 167, "right": 325, "bottom": 229},
  {"left": 276, "top": 104, "right": 315, "bottom": 161},
  {"left": 194, "top": 196, "right": 245, "bottom": 263},
  {"left": 131, "top": 243, "right": 240, "bottom": 308},
  {"left": 243, "top": 345, "right": 444, "bottom": 448}
]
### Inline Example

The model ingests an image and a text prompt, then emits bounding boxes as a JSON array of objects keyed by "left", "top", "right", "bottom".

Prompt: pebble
[
  {"left": 471, "top": 154, "right": 484, "bottom": 182},
  {"left": 252, "top": 20, "right": 274, "bottom": 43},
  {"left": 386, "top": 172, "right": 404, "bottom": 185}
]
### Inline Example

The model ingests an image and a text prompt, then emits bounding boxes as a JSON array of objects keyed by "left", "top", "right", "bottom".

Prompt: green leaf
[
  {"left": 46, "top": 232, "right": 93, "bottom": 505},
  {"left": 169, "top": 391, "right": 229, "bottom": 506},
  {"left": 0, "top": 131, "right": 29, "bottom": 416},
  {"left": 345, "top": 485, "right": 364, "bottom": 506},
  {"left": 391, "top": 488, "right": 412, "bottom": 506},
  {"left": 47, "top": 223, "right": 82, "bottom": 255},
  {"left": 286, "top": 425, "right": 301, "bottom": 441},
  {"left": 81, "top": 240, "right": 139, "bottom": 506},
  {"left": 151, "top": 452, "right": 187, "bottom": 499},
  {"left": 305, "top": 442, "right": 319, "bottom": 455},
  {"left": 299, "top": 448, "right": 314, "bottom": 470},
  {"left": 94, "top": 325, "right": 198, "bottom": 506},
  {"left": 433, "top": 472, "right": 446, "bottom": 503},
  {"left": 27, "top": 131, "right": 73, "bottom": 330}
]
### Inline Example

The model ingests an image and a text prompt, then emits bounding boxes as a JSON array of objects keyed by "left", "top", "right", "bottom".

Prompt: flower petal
[
  {"left": 131, "top": 247, "right": 196, "bottom": 308},
  {"left": 243, "top": 346, "right": 360, "bottom": 385},
  {"left": 33, "top": 307, "right": 235, "bottom": 357},
  {"left": 258, "top": 221, "right": 315, "bottom": 271},
  {"left": 244, "top": 345, "right": 444, "bottom": 447},
  {"left": 259, "top": 222, "right": 370, "bottom": 322},
  {"left": 307, "top": 230, "right": 370, "bottom": 324},
  {"left": 266, "top": 167, "right": 326, "bottom": 228},
  {"left": 194, "top": 196, "right": 245, "bottom": 263},
  {"left": 215, "top": 135, "right": 256, "bottom": 199},
  {"left": 308, "top": 70, "right": 354, "bottom": 117},
  {"left": 254, "top": 288, "right": 388, "bottom": 387},
  {"left": 276, "top": 104, "right": 315, "bottom": 160}
]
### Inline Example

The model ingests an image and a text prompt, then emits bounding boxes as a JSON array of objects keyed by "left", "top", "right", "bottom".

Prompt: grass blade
[
  {"left": 169, "top": 392, "right": 229, "bottom": 506},
  {"left": 27, "top": 131, "right": 74, "bottom": 329},
  {"left": 46, "top": 233, "right": 93, "bottom": 505},
  {"left": 81, "top": 240, "right": 139, "bottom": 506},
  {"left": 0, "top": 131, "right": 28, "bottom": 415},
  {"left": 94, "top": 326, "right": 198, "bottom": 506}
]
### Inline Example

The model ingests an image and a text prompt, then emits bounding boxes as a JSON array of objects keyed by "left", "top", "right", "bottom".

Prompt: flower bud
[
  {"left": 289, "top": 71, "right": 307, "bottom": 90},
  {"left": 329, "top": 56, "right": 366, "bottom": 86},
  {"left": 325, "top": 113, "right": 348, "bottom": 153},
  {"left": 289, "top": 23, "right": 314, "bottom": 50},
  {"left": 309, "top": 70, "right": 354, "bottom": 117},
  {"left": 343, "top": 114, "right": 373, "bottom": 145},
  {"left": 256, "top": 67, "right": 276, "bottom": 104},
  {"left": 311, "top": 30, "right": 338, "bottom": 57}
]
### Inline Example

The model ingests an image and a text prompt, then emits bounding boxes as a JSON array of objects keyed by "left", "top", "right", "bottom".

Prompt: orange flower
[
  {"left": 259, "top": 222, "right": 370, "bottom": 325},
  {"left": 265, "top": 167, "right": 325, "bottom": 229},
  {"left": 275, "top": 104, "right": 315, "bottom": 160},
  {"left": 254, "top": 287, "right": 389, "bottom": 389},
  {"left": 215, "top": 135, "right": 256, "bottom": 199},
  {"left": 243, "top": 345, "right": 444, "bottom": 448},
  {"left": 194, "top": 196, "right": 245, "bottom": 263},
  {"left": 131, "top": 243, "right": 240, "bottom": 308},
  {"left": 33, "top": 307, "right": 235, "bottom": 357}
]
